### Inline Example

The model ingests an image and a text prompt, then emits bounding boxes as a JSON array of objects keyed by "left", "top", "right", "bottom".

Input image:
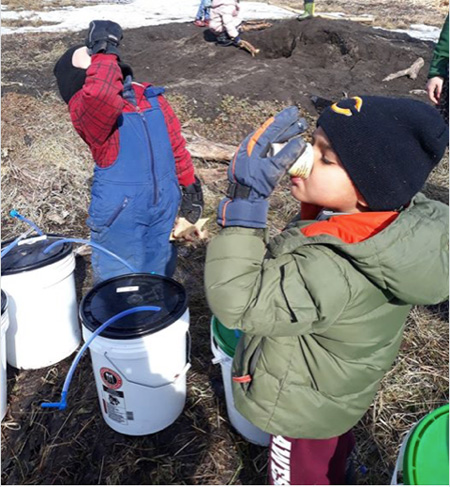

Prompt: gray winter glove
[{"left": 217, "top": 107, "right": 308, "bottom": 228}]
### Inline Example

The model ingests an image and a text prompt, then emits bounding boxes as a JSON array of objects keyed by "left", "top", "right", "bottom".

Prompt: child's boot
[
  {"left": 297, "top": 0, "right": 315, "bottom": 20},
  {"left": 216, "top": 31, "right": 233, "bottom": 46}
]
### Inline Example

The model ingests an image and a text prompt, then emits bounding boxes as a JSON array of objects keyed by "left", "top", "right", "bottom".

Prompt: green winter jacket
[
  {"left": 428, "top": 15, "right": 449, "bottom": 78},
  {"left": 205, "top": 194, "right": 449, "bottom": 438}
]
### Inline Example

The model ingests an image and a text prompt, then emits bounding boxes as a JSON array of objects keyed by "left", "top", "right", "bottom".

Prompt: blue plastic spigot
[{"left": 41, "top": 391, "right": 68, "bottom": 410}]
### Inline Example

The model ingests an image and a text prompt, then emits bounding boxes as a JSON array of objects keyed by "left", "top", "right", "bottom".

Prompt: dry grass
[
  {"left": 1, "top": 17, "right": 61, "bottom": 28},
  {"left": 1, "top": 92, "right": 92, "bottom": 240}
]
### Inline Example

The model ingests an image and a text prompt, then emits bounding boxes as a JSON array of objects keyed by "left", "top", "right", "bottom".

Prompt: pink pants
[{"left": 269, "top": 431, "right": 356, "bottom": 485}]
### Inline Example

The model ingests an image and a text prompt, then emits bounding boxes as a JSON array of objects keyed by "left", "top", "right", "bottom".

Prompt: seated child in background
[
  {"left": 210, "top": 0, "right": 241, "bottom": 46},
  {"left": 54, "top": 21, "right": 203, "bottom": 283},
  {"left": 209, "top": 0, "right": 259, "bottom": 56},
  {"left": 205, "top": 97, "right": 448, "bottom": 484},
  {"left": 194, "top": 0, "right": 212, "bottom": 27}
]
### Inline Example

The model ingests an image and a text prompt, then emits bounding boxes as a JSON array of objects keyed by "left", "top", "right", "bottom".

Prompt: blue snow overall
[{"left": 87, "top": 81, "right": 181, "bottom": 283}]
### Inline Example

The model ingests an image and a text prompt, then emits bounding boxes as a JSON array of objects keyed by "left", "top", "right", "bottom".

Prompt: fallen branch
[
  {"left": 241, "top": 20, "right": 273, "bottom": 32},
  {"left": 183, "top": 131, "right": 236, "bottom": 162},
  {"left": 383, "top": 57, "right": 424, "bottom": 82}
]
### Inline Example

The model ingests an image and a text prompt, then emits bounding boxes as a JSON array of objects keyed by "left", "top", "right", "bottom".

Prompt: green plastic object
[
  {"left": 403, "top": 403, "right": 449, "bottom": 485},
  {"left": 211, "top": 316, "right": 241, "bottom": 358}
]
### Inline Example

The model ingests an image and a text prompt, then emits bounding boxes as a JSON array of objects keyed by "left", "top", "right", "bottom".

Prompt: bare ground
[
  {"left": 1, "top": 8, "right": 449, "bottom": 486},
  {"left": 272, "top": 0, "right": 449, "bottom": 29}
]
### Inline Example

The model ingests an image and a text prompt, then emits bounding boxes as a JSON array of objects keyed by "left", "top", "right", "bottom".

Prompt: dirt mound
[
  {"left": 123, "top": 18, "right": 434, "bottom": 114},
  {"left": 2, "top": 18, "right": 435, "bottom": 116}
]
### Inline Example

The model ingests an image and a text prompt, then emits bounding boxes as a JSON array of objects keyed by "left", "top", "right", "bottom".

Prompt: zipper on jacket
[
  {"left": 137, "top": 107, "right": 159, "bottom": 205},
  {"left": 105, "top": 196, "right": 130, "bottom": 227}
]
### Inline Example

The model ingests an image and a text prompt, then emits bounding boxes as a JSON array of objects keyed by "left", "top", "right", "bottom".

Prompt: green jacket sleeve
[
  {"left": 204, "top": 227, "right": 351, "bottom": 337},
  {"left": 428, "top": 15, "right": 449, "bottom": 78}
]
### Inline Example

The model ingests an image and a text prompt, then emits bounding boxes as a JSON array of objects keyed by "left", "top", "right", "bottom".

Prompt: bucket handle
[
  {"left": 103, "top": 343, "right": 191, "bottom": 390},
  {"left": 186, "top": 330, "right": 192, "bottom": 365}
]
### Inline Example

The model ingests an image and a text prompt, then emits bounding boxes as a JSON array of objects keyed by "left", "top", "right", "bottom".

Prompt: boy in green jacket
[
  {"left": 426, "top": 15, "right": 449, "bottom": 123},
  {"left": 205, "top": 96, "right": 448, "bottom": 484}
]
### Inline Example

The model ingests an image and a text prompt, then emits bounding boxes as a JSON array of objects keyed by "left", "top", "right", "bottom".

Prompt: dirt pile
[
  {"left": 2, "top": 17, "right": 435, "bottom": 116},
  {"left": 122, "top": 18, "right": 434, "bottom": 114}
]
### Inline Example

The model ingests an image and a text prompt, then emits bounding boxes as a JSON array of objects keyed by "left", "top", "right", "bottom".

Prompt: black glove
[
  {"left": 86, "top": 20, "right": 123, "bottom": 58},
  {"left": 179, "top": 176, "right": 204, "bottom": 224}
]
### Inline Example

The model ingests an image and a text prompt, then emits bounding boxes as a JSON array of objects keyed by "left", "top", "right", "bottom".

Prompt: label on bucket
[
  {"left": 102, "top": 386, "right": 133, "bottom": 424},
  {"left": 116, "top": 286, "right": 140, "bottom": 293},
  {"left": 100, "top": 367, "right": 123, "bottom": 390}
]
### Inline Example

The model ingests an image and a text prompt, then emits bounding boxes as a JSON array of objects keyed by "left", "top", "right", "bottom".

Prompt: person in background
[
  {"left": 194, "top": 0, "right": 211, "bottom": 27},
  {"left": 209, "top": 0, "right": 259, "bottom": 56},
  {"left": 205, "top": 97, "right": 448, "bottom": 484},
  {"left": 54, "top": 21, "right": 204, "bottom": 283},
  {"left": 426, "top": 15, "right": 449, "bottom": 124},
  {"left": 298, "top": 0, "right": 315, "bottom": 20}
]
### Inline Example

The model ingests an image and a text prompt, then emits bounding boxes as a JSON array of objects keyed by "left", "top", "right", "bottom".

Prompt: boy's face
[{"left": 290, "top": 127, "right": 367, "bottom": 213}]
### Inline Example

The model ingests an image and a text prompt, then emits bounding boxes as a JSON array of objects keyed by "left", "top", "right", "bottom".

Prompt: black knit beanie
[
  {"left": 54, "top": 45, "right": 133, "bottom": 104},
  {"left": 318, "top": 96, "right": 449, "bottom": 211},
  {"left": 53, "top": 45, "right": 87, "bottom": 104}
]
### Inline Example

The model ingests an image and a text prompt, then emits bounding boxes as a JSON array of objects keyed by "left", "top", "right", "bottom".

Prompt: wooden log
[
  {"left": 383, "top": 57, "right": 424, "bottom": 82},
  {"left": 241, "top": 20, "right": 273, "bottom": 32},
  {"left": 183, "top": 131, "right": 236, "bottom": 162}
]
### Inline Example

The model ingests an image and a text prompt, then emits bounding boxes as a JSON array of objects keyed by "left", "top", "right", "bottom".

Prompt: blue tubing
[
  {"left": 0, "top": 228, "right": 35, "bottom": 259},
  {"left": 43, "top": 238, "right": 138, "bottom": 274},
  {"left": 41, "top": 306, "right": 161, "bottom": 410},
  {"left": 1, "top": 209, "right": 45, "bottom": 259},
  {"left": 10, "top": 209, "right": 44, "bottom": 236}
]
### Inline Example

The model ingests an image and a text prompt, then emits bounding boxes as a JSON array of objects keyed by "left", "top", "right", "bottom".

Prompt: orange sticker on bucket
[{"left": 100, "top": 367, "right": 123, "bottom": 390}]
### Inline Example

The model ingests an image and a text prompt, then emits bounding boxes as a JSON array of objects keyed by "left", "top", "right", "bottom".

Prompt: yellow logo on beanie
[{"left": 331, "top": 96, "right": 363, "bottom": 117}]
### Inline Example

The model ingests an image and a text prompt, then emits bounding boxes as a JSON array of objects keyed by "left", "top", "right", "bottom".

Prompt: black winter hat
[
  {"left": 318, "top": 95, "right": 449, "bottom": 211},
  {"left": 54, "top": 45, "right": 87, "bottom": 104}
]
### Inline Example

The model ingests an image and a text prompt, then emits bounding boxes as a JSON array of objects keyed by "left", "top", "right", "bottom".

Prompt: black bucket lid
[
  {"left": 1, "top": 290, "right": 7, "bottom": 315},
  {"left": 1, "top": 234, "right": 72, "bottom": 275},
  {"left": 80, "top": 273, "right": 188, "bottom": 339}
]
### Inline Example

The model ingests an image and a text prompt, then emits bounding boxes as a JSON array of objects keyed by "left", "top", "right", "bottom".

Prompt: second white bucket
[
  {"left": 1, "top": 290, "right": 10, "bottom": 421},
  {"left": 1, "top": 235, "right": 81, "bottom": 369},
  {"left": 211, "top": 316, "right": 270, "bottom": 446},
  {"left": 80, "top": 273, "right": 190, "bottom": 436}
]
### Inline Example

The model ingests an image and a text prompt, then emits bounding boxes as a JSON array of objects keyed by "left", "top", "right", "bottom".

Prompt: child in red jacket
[{"left": 54, "top": 21, "right": 203, "bottom": 282}]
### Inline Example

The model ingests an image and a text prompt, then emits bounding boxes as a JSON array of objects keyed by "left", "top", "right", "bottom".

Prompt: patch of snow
[
  {"left": 325, "top": 11, "right": 440, "bottom": 42},
  {"left": 389, "top": 24, "right": 441, "bottom": 42},
  {"left": 0, "top": 0, "right": 293, "bottom": 35}
]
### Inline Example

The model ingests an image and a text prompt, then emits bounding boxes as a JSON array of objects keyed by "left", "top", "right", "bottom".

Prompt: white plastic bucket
[
  {"left": 391, "top": 427, "right": 414, "bottom": 485},
  {"left": 80, "top": 274, "right": 190, "bottom": 435},
  {"left": 211, "top": 319, "right": 270, "bottom": 446},
  {"left": 1, "top": 291, "right": 10, "bottom": 421},
  {"left": 2, "top": 236, "right": 81, "bottom": 369}
]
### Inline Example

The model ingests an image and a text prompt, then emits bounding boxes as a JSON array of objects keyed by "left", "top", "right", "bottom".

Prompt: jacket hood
[{"left": 271, "top": 194, "right": 449, "bottom": 305}]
